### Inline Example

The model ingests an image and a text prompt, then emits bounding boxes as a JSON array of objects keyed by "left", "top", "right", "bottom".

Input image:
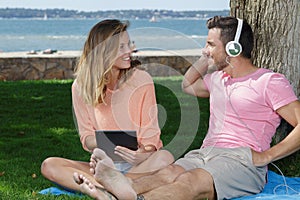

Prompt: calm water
[{"left": 0, "top": 18, "right": 209, "bottom": 52}]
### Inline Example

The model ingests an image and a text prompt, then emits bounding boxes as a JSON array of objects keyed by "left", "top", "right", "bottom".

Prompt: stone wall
[{"left": 0, "top": 50, "right": 200, "bottom": 81}]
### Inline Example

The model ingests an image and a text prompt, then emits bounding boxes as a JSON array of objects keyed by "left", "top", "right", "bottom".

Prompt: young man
[{"left": 73, "top": 16, "right": 300, "bottom": 200}]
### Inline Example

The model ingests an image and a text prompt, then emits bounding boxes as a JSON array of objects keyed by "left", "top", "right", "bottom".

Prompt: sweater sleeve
[
  {"left": 129, "top": 71, "right": 163, "bottom": 150},
  {"left": 72, "top": 81, "right": 95, "bottom": 152}
]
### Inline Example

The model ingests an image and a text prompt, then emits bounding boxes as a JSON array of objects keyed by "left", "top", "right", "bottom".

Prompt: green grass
[
  {"left": 0, "top": 80, "right": 91, "bottom": 200},
  {"left": 0, "top": 77, "right": 209, "bottom": 199},
  {"left": 0, "top": 77, "right": 299, "bottom": 199}
]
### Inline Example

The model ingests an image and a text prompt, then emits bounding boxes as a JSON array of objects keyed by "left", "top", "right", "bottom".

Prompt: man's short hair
[{"left": 207, "top": 16, "right": 254, "bottom": 59}]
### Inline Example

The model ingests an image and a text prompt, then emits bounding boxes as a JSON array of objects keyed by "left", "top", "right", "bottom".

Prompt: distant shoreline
[
  {"left": 0, "top": 8, "right": 229, "bottom": 20},
  {"left": 0, "top": 17, "right": 212, "bottom": 20}
]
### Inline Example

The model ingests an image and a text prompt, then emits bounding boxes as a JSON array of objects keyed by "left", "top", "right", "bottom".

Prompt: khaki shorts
[{"left": 175, "top": 147, "right": 267, "bottom": 200}]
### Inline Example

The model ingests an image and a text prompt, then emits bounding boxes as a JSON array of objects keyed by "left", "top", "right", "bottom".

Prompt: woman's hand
[{"left": 114, "top": 144, "right": 155, "bottom": 166}]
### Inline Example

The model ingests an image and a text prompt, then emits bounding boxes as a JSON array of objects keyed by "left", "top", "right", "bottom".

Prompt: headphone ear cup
[{"left": 226, "top": 41, "right": 242, "bottom": 57}]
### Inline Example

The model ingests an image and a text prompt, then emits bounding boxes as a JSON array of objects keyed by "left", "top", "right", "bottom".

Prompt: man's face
[{"left": 205, "top": 28, "right": 228, "bottom": 71}]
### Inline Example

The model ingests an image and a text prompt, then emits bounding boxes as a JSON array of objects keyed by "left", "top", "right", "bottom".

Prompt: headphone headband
[{"left": 234, "top": 18, "right": 243, "bottom": 43}]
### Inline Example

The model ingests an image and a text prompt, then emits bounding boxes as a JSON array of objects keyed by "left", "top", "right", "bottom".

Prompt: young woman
[{"left": 41, "top": 19, "right": 174, "bottom": 192}]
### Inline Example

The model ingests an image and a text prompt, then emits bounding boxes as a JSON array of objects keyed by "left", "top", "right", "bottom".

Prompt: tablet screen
[{"left": 95, "top": 130, "right": 138, "bottom": 161}]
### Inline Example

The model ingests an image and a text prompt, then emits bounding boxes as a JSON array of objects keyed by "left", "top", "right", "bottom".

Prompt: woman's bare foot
[
  {"left": 73, "top": 172, "right": 117, "bottom": 200},
  {"left": 90, "top": 148, "right": 115, "bottom": 174},
  {"left": 91, "top": 148, "right": 137, "bottom": 200}
]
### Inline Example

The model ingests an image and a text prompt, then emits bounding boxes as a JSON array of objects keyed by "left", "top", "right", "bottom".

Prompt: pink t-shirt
[
  {"left": 202, "top": 68, "right": 298, "bottom": 151},
  {"left": 72, "top": 69, "right": 163, "bottom": 152}
]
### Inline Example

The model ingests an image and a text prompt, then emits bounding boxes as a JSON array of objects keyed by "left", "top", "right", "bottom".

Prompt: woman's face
[{"left": 113, "top": 31, "right": 132, "bottom": 70}]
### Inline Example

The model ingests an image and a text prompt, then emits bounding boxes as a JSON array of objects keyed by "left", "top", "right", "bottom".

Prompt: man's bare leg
[
  {"left": 89, "top": 154, "right": 215, "bottom": 200},
  {"left": 142, "top": 168, "right": 216, "bottom": 200},
  {"left": 73, "top": 172, "right": 117, "bottom": 200},
  {"left": 132, "top": 164, "right": 185, "bottom": 194},
  {"left": 91, "top": 148, "right": 137, "bottom": 200}
]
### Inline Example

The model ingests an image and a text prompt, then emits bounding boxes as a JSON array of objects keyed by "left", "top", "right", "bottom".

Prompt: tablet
[{"left": 95, "top": 130, "right": 138, "bottom": 161}]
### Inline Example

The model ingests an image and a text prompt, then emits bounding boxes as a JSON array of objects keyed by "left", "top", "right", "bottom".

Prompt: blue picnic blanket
[
  {"left": 39, "top": 170, "right": 300, "bottom": 199},
  {"left": 233, "top": 170, "right": 300, "bottom": 199},
  {"left": 39, "top": 186, "right": 83, "bottom": 196}
]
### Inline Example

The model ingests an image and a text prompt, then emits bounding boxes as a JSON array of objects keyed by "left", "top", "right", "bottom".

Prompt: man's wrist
[
  {"left": 192, "top": 58, "right": 209, "bottom": 76},
  {"left": 137, "top": 194, "right": 145, "bottom": 200}
]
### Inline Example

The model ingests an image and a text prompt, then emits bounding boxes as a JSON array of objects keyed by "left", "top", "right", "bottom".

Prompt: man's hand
[{"left": 251, "top": 149, "right": 272, "bottom": 167}]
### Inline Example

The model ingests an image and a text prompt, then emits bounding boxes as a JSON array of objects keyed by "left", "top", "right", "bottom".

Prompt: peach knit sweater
[{"left": 72, "top": 69, "right": 163, "bottom": 151}]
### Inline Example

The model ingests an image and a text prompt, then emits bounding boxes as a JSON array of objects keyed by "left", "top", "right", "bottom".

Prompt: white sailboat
[
  {"left": 149, "top": 16, "right": 158, "bottom": 22},
  {"left": 43, "top": 13, "right": 48, "bottom": 20}
]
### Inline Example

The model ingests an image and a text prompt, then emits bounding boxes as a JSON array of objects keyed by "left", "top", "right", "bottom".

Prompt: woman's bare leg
[{"left": 41, "top": 157, "right": 102, "bottom": 191}]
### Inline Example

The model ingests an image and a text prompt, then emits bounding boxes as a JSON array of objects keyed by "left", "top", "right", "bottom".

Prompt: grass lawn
[
  {"left": 0, "top": 77, "right": 209, "bottom": 199},
  {"left": 0, "top": 77, "right": 298, "bottom": 199}
]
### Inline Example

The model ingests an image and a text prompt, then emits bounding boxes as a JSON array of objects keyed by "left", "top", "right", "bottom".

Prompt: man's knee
[
  {"left": 155, "top": 164, "right": 185, "bottom": 183},
  {"left": 175, "top": 169, "right": 215, "bottom": 199}
]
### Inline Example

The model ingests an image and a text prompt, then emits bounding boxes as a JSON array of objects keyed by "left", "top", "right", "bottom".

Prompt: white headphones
[{"left": 225, "top": 18, "right": 243, "bottom": 57}]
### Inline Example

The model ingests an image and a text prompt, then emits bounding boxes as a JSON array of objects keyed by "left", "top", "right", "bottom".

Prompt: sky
[{"left": 0, "top": 0, "right": 230, "bottom": 11}]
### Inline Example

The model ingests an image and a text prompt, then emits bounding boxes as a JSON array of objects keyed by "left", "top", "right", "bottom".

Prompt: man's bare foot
[
  {"left": 90, "top": 148, "right": 115, "bottom": 174},
  {"left": 92, "top": 148, "right": 137, "bottom": 200},
  {"left": 73, "top": 172, "right": 117, "bottom": 200}
]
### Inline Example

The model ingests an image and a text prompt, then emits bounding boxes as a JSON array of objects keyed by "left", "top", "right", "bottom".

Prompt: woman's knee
[{"left": 41, "top": 157, "right": 62, "bottom": 177}]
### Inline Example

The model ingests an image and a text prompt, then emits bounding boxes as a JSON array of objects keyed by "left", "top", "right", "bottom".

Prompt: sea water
[{"left": 0, "top": 18, "right": 209, "bottom": 52}]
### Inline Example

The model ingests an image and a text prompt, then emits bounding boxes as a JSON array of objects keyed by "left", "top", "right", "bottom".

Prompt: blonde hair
[{"left": 74, "top": 19, "right": 138, "bottom": 106}]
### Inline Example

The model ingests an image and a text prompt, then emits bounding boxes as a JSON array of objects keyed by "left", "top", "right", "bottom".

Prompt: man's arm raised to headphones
[{"left": 182, "top": 51, "right": 212, "bottom": 98}]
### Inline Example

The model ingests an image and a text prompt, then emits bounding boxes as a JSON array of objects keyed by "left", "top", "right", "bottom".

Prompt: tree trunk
[{"left": 229, "top": 0, "right": 300, "bottom": 175}]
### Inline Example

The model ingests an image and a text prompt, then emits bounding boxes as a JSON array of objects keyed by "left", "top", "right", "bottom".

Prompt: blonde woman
[{"left": 41, "top": 19, "right": 174, "bottom": 193}]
